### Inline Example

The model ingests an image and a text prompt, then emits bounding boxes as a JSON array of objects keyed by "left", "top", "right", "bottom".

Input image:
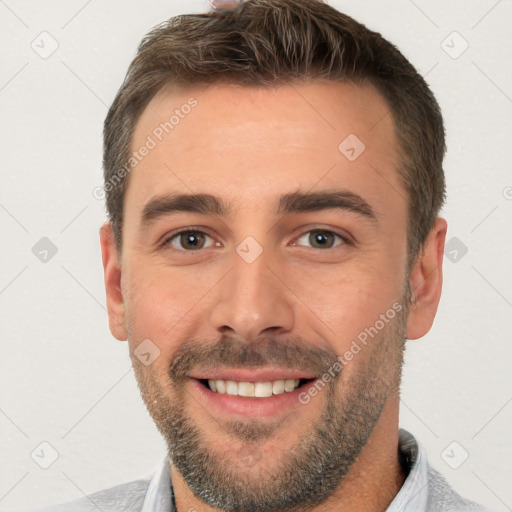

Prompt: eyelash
[{"left": 159, "top": 227, "right": 352, "bottom": 252}]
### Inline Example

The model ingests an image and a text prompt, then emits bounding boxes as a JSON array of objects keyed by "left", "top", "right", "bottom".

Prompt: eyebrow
[
  {"left": 141, "top": 193, "right": 228, "bottom": 226},
  {"left": 140, "top": 190, "right": 377, "bottom": 229},
  {"left": 277, "top": 190, "right": 376, "bottom": 221}
]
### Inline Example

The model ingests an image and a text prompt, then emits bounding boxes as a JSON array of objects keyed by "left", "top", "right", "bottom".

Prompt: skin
[{"left": 100, "top": 80, "right": 447, "bottom": 511}]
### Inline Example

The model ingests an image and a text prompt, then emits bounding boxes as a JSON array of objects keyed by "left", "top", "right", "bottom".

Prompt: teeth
[
  {"left": 215, "top": 379, "right": 226, "bottom": 394},
  {"left": 284, "top": 379, "right": 297, "bottom": 392},
  {"left": 238, "top": 381, "right": 255, "bottom": 397},
  {"left": 226, "top": 380, "right": 238, "bottom": 395},
  {"left": 272, "top": 380, "right": 285, "bottom": 394},
  {"left": 207, "top": 378, "right": 301, "bottom": 397},
  {"left": 254, "top": 382, "right": 273, "bottom": 398}
]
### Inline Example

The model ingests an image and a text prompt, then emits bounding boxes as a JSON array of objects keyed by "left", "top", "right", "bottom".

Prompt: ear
[
  {"left": 406, "top": 217, "right": 448, "bottom": 340},
  {"left": 99, "top": 223, "right": 127, "bottom": 341}
]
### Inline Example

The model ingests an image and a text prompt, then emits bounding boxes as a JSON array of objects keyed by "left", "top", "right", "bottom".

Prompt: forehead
[{"left": 125, "top": 79, "right": 403, "bottom": 221}]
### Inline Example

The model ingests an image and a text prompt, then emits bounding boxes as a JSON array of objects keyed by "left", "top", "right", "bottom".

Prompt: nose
[{"left": 209, "top": 249, "right": 295, "bottom": 342}]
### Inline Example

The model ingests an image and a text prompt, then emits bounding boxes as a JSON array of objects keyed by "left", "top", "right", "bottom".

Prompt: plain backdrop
[{"left": 1, "top": 0, "right": 511, "bottom": 510}]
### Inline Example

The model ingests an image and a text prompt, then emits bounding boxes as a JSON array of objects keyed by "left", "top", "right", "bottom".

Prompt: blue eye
[
  {"left": 164, "top": 230, "right": 215, "bottom": 251},
  {"left": 294, "top": 229, "right": 347, "bottom": 249}
]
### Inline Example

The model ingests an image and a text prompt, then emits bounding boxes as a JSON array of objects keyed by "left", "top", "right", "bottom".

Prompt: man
[{"left": 35, "top": 0, "right": 488, "bottom": 510}]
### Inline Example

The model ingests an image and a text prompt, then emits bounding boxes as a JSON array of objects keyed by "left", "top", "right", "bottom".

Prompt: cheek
[
  {"left": 286, "top": 268, "right": 405, "bottom": 383},
  {"left": 292, "top": 259, "right": 404, "bottom": 337},
  {"left": 122, "top": 262, "right": 210, "bottom": 356},
  {"left": 315, "top": 279, "right": 405, "bottom": 384}
]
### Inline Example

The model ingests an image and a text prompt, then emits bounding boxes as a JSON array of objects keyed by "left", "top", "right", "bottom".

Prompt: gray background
[{"left": 1, "top": 0, "right": 511, "bottom": 510}]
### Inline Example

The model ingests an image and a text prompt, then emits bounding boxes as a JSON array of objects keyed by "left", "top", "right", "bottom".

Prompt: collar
[
  {"left": 385, "top": 428, "right": 430, "bottom": 511},
  {"left": 141, "top": 428, "right": 429, "bottom": 512}
]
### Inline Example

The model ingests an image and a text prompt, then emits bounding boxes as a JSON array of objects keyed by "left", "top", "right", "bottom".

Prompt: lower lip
[{"left": 189, "top": 379, "right": 315, "bottom": 418}]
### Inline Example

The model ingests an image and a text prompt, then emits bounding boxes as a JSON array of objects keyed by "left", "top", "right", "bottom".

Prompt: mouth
[
  {"left": 187, "top": 369, "right": 319, "bottom": 417},
  {"left": 199, "top": 378, "right": 312, "bottom": 397}
]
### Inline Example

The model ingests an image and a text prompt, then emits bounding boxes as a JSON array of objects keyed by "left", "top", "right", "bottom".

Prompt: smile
[{"left": 205, "top": 378, "right": 305, "bottom": 397}]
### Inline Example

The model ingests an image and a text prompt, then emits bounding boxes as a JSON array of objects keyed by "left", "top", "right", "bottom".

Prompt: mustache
[{"left": 168, "top": 336, "right": 340, "bottom": 382}]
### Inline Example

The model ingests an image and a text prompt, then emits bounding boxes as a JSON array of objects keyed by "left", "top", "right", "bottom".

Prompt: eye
[
  {"left": 292, "top": 229, "right": 348, "bottom": 249},
  {"left": 162, "top": 230, "right": 217, "bottom": 251}
]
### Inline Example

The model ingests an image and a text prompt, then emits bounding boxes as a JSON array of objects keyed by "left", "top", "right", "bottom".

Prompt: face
[{"left": 101, "top": 80, "right": 432, "bottom": 511}]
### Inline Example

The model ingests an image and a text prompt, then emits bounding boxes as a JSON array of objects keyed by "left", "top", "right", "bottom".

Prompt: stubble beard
[{"left": 130, "top": 299, "right": 408, "bottom": 512}]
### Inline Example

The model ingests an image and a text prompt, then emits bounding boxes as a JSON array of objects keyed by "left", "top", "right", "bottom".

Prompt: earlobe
[
  {"left": 406, "top": 217, "right": 448, "bottom": 340},
  {"left": 99, "top": 223, "right": 128, "bottom": 341}
]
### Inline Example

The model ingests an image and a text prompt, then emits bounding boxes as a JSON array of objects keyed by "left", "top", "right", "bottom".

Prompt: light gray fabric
[
  {"left": 387, "top": 430, "right": 489, "bottom": 512},
  {"left": 27, "top": 479, "right": 151, "bottom": 512},
  {"left": 27, "top": 429, "right": 489, "bottom": 512}
]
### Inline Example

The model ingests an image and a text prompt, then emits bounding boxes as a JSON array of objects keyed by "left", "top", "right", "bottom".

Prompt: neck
[
  {"left": 171, "top": 399, "right": 407, "bottom": 512},
  {"left": 314, "top": 399, "right": 407, "bottom": 511}
]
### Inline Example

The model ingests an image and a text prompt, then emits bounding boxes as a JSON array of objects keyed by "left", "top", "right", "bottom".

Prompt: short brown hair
[{"left": 103, "top": 0, "right": 446, "bottom": 263}]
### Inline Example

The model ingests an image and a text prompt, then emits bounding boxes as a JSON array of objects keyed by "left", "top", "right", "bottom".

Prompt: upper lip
[{"left": 189, "top": 368, "right": 317, "bottom": 382}]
